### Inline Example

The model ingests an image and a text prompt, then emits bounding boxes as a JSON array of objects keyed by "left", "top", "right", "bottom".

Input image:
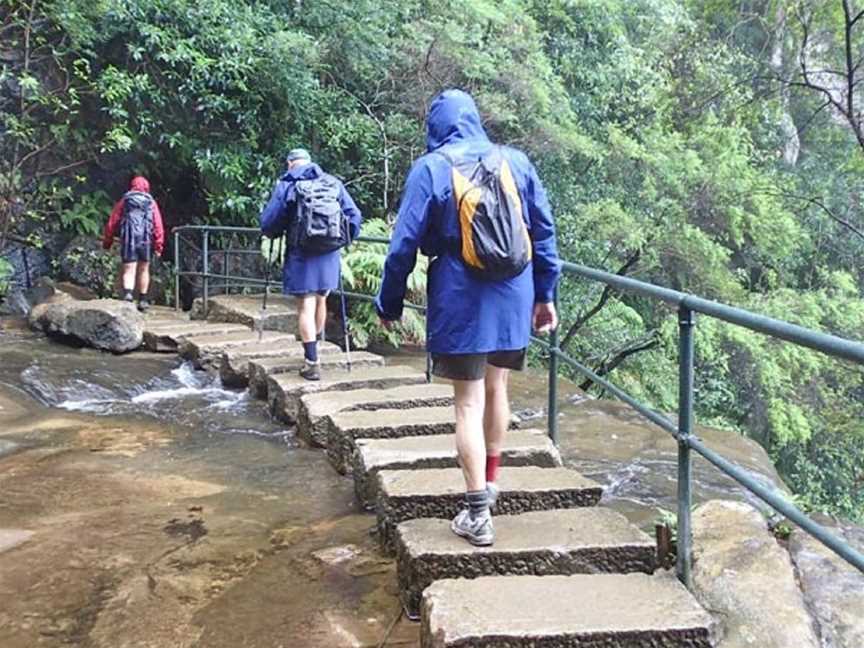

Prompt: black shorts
[
  {"left": 431, "top": 349, "right": 527, "bottom": 382},
  {"left": 121, "top": 246, "right": 152, "bottom": 263}
]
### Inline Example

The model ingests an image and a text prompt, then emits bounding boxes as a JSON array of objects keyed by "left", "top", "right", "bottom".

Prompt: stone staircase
[{"left": 139, "top": 296, "right": 716, "bottom": 646}]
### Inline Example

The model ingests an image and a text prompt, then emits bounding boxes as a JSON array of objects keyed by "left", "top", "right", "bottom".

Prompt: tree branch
[
  {"left": 559, "top": 249, "right": 641, "bottom": 351},
  {"left": 579, "top": 333, "right": 660, "bottom": 392}
]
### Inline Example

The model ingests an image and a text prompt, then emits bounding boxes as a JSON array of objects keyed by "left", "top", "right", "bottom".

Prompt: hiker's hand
[
  {"left": 532, "top": 302, "right": 558, "bottom": 334},
  {"left": 379, "top": 317, "right": 399, "bottom": 331}
]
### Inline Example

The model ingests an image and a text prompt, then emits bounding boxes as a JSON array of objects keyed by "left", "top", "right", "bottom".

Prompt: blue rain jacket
[
  {"left": 375, "top": 90, "right": 561, "bottom": 354},
  {"left": 259, "top": 163, "right": 362, "bottom": 295}
]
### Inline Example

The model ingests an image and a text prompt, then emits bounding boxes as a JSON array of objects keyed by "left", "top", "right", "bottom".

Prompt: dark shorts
[
  {"left": 431, "top": 349, "right": 527, "bottom": 382},
  {"left": 291, "top": 290, "right": 329, "bottom": 297},
  {"left": 121, "top": 245, "right": 151, "bottom": 264}
]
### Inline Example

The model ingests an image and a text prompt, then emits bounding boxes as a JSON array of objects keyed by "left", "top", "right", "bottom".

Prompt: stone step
[
  {"left": 248, "top": 351, "right": 386, "bottom": 399},
  {"left": 177, "top": 331, "right": 295, "bottom": 369},
  {"left": 142, "top": 322, "right": 249, "bottom": 352},
  {"left": 267, "top": 365, "right": 429, "bottom": 423},
  {"left": 219, "top": 342, "right": 343, "bottom": 388},
  {"left": 376, "top": 467, "right": 602, "bottom": 552},
  {"left": 352, "top": 430, "right": 562, "bottom": 509},
  {"left": 193, "top": 294, "right": 298, "bottom": 333},
  {"left": 327, "top": 406, "right": 457, "bottom": 475},
  {"left": 298, "top": 383, "right": 454, "bottom": 448},
  {"left": 396, "top": 508, "right": 656, "bottom": 617},
  {"left": 420, "top": 574, "right": 714, "bottom": 648}
]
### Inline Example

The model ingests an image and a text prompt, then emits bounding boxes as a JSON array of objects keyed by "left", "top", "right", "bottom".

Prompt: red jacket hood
[{"left": 130, "top": 176, "right": 150, "bottom": 193}]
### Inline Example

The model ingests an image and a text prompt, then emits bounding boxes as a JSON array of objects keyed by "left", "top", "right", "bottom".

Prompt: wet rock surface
[
  {"left": 29, "top": 298, "right": 144, "bottom": 353},
  {"left": 266, "top": 364, "right": 428, "bottom": 424},
  {"left": 420, "top": 574, "right": 715, "bottom": 648},
  {"left": 191, "top": 294, "right": 298, "bottom": 333},
  {"left": 397, "top": 508, "right": 656, "bottom": 616},
  {"left": 353, "top": 430, "right": 562, "bottom": 509},
  {"left": 690, "top": 500, "right": 820, "bottom": 648},
  {"left": 376, "top": 467, "right": 603, "bottom": 552},
  {"left": 247, "top": 349, "right": 382, "bottom": 397},
  {"left": 300, "top": 383, "right": 454, "bottom": 449},
  {"left": 789, "top": 516, "right": 864, "bottom": 648}
]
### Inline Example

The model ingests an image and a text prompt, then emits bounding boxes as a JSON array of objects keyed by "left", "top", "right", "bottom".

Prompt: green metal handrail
[{"left": 172, "top": 224, "right": 864, "bottom": 585}]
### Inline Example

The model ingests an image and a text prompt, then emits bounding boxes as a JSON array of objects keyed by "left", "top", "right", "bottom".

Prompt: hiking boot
[
  {"left": 122, "top": 290, "right": 134, "bottom": 303},
  {"left": 137, "top": 298, "right": 150, "bottom": 313},
  {"left": 299, "top": 360, "right": 320, "bottom": 381},
  {"left": 486, "top": 482, "right": 500, "bottom": 511},
  {"left": 450, "top": 508, "right": 494, "bottom": 546}
]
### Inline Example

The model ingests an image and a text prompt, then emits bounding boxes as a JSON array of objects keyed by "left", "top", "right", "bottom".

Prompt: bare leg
[
  {"left": 453, "top": 378, "right": 487, "bottom": 492},
  {"left": 315, "top": 293, "right": 328, "bottom": 339},
  {"left": 136, "top": 262, "right": 151, "bottom": 296},
  {"left": 296, "top": 295, "right": 317, "bottom": 343},
  {"left": 483, "top": 366, "right": 510, "bottom": 456},
  {"left": 120, "top": 263, "right": 137, "bottom": 292}
]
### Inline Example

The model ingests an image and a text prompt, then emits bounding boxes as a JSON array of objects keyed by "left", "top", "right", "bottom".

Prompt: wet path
[
  {"left": 0, "top": 327, "right": 783, "bottom": 647},
  {"left": 0, "top": 330, "right": 417, "bottom": 647}
]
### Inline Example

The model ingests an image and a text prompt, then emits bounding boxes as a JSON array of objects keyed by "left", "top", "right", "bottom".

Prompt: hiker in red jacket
[{"left": 102, "top": 176, "right": 165, "bottom": 311}]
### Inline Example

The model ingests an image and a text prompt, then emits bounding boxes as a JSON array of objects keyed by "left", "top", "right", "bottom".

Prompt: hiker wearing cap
[
  {"left": 102, "top": 175, "right": 165, "bottom": 312},
  {"left": 375, "top": 90, "right": 561, "bottom": 546},
  {"left": 260, "top": 149, "right": 362, "bottom": 381}
]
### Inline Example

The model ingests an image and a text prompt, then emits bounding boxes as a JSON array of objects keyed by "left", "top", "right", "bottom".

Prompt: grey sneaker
[
  {"left": 122, "top": 290, "right": 134, "bottom": 302},
  {"left": 299, "top": 360, "right": 320, "bottom": 381},
  {"left": 450, "top": 508, "right": 494, "bottom": 546},
  {"left": 137, "top": 298, "right": 150, "bottom": 313},
  {"left": 486, "top": 482, "right": 500, "bottom": 510}
]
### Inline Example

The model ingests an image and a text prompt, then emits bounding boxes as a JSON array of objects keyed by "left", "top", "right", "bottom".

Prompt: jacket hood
[
  {"left": 130, "top": 176, "right": 150, "bottom": 193},
  {"left": 282, "top": 162, "right": 322, "bottom": 182},
  {"left": 426, "top": 89, "right": 489, "bottom": 152}
]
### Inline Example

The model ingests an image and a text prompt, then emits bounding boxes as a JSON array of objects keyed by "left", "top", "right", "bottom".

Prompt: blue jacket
[
  {"left": 375, "top": 90, "right": 561, "bottom": 354},
  {"left": 259, "top": 163, "right": 362, "bottom": 295}
]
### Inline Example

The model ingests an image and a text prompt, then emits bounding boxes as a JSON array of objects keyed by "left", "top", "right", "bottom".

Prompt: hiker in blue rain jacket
[
  {"left": 375, "top": 90, "right": 561, "bottom": 546},
  {"left": 260, "top": 149, "right": 362, "bottom": 381}
]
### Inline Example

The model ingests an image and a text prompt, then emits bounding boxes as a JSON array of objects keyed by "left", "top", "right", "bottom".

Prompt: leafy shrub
[{"left": 341, "top": 219, "right": 427, "bottom": 348}]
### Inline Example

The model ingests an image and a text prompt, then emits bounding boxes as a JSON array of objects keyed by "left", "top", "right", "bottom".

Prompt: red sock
[{"left": 485, "top": 454, "right": 501, "bottom": 483}]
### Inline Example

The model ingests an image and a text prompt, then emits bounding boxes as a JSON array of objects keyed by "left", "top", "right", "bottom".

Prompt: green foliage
[
  {"left": 59, "top": 190, "right": 112, "bottom": 236},
  {"left": 341, "top": 219, "right": 427, "bottom": 348},
  {"left": 3, "top": 0, "right": 864, "bottom": 521},
  {"left": 0, "top": 257, "right": 12, "bottom": 298}
]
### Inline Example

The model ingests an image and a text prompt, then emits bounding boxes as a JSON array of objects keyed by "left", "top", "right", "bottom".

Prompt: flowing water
[{"left": 0, "top": 325, "right": 785, "bottom": 647}]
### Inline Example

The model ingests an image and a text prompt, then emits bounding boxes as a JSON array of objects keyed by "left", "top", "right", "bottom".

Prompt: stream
[{"left": 0, "top": 324, "right": 785, "bottom": 647}]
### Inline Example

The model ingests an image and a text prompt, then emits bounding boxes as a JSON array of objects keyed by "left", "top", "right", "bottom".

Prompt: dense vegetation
[{"left": 2, "top": 0, "right": 863, "bottom": 521}]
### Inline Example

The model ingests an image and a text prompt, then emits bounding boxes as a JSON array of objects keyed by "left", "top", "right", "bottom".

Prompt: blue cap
[{"left": 285, "top": 148, "right": 311, "bottom": 163}]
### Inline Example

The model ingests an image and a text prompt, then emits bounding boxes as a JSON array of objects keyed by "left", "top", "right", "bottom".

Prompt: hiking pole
[
  {"left": 338, "top": 268, "right": 352, "bottom": 372},
  {"left": 259, "top": 236, "right": 275, "bottom": 342}
]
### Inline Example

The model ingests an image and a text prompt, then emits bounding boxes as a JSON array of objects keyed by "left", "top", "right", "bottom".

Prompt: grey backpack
[
  {"left": 293, "top": 174, "right": 349, "bottom": 254},
  {"left": 121, "top": 191, "right": 154, "bottom": 243}
]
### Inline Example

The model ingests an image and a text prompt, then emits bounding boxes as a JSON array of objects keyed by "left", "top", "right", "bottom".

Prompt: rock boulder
[
  {"left": 690, "top": 500, "right": 819, "bottom": 648},
  {"left": 29, "top": 298, "right": 144, "bottom": 353},
  {"left": 789, "top": 516, "right": 864, "bottom": 648}
]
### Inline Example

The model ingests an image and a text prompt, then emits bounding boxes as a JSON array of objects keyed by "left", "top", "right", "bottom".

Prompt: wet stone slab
[
  {"left": 376, "top": 467, "right": 603, "bottom": 552},
  {"left": 177, "top": 331, "right": 295, "bottom": 369},
  {"left": 219, "top": 342, "right": 342, "bottom": 388},
  {"left": 142, "top": 322, "right": 248, "bottom": 352},
  {"left": 397, "top": 508, "right": 656, "bottom": 617},
  {"left": 194, "top": 294, "right": 299, "bottom": 332},
  {"left": 353, "top": 430, "right": 562, "bottom": 509},
  {"left": 267, "top": 365, "right": 429, "bottom": 424},
  {"left": 298, "top": 383, "right": 454, "bottom": 448},
  {"left": 248, "top": 351, "right": 386, "bottom": 399},
  {"left": 326, "top": 406, "right": 456, "bottom": 475},
  {"left": 421, "top": 574, "right": 714, "bottom": 648}
]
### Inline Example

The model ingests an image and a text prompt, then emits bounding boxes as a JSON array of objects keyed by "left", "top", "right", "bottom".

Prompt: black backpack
[
  {"left": 438, "top": 146, "right": 532, "bottom": 280},
  {"left": 293, "top": 174, "right": 350, "bottom": 254},
  {"left": 121, "top": 191, "right": 154, "bottom": 243}
]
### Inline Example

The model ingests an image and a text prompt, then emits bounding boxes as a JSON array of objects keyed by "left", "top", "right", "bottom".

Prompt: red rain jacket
[{"left": 102, "top": 176, "right": 165, "bottom": 255}]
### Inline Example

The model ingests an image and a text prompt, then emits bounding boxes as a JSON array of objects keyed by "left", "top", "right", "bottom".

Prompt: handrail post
[
  {"left": 547, "top": 286, "right": 560, "bottom": 445},
  {"left": 174, "top": 229, "right": 180, "bottom": 311},
  {"left": 677, "top": 305, "right": 696, "bottom": 588},
  {"left": 202, "top": 229, "right": 210, "bottom": 315}
]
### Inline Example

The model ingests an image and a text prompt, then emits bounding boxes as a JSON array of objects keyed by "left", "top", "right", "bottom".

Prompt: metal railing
[{"left": 173, "top": 224, "right": 864, "bottom": 586}]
